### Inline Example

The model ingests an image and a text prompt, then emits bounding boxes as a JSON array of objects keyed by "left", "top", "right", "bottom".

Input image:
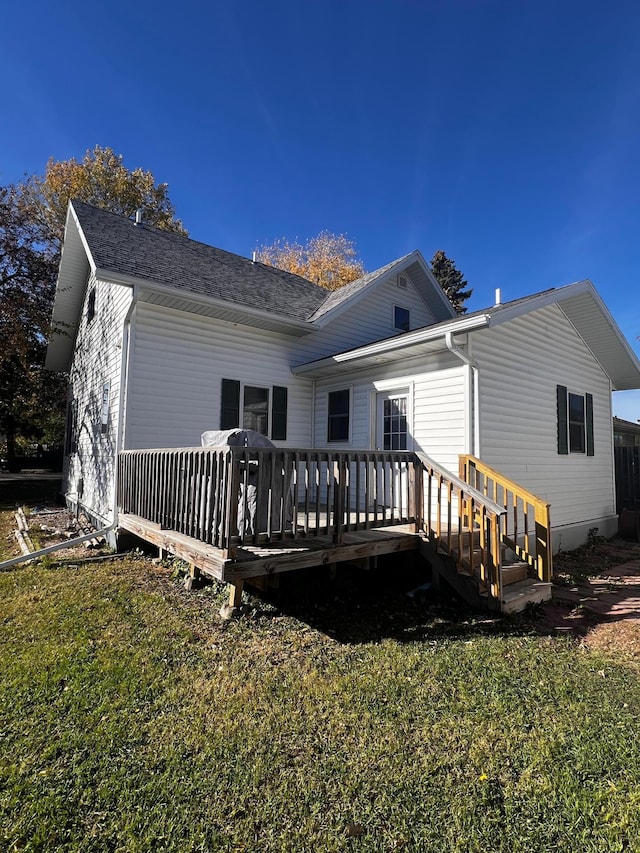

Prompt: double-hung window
[
  {"left": 557, "top": 385, "right": 594, "bottom": 455},
  {"left": 394, "top": 305, "right": 410, "bottom": 332},
  {"left": 220, "top": 379, "right": 287, "bottom": 440},
  {"left": 327, "top": 389, "right": 350, "bottom": 442}
]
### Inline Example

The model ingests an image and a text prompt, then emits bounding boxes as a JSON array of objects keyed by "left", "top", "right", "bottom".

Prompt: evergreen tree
[{"left": 430, "top": 250, "right": 472, "bottom": 315}]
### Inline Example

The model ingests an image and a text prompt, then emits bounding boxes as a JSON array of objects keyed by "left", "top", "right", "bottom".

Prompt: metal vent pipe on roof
[
  {"left": 495, "top": 288, "right": 502, "bottom": 305},
  {"left": 135, "top": 208, "right": 143, "bottom": 225}
]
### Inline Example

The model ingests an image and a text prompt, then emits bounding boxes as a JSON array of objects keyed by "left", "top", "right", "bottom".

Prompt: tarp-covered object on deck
[{"left": 201, "top": 429, "right": 293, "bottom": 537}]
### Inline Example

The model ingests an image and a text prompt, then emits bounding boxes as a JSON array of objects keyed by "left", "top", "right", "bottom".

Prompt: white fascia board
[
  {"left": 69, "top": 202, "right": 98, "bottom": 272},
  {"left": 95, "top": 269, "right": 314, "bottom": 335},
  {"left": 311, "top": 251, "right": 422, "bottom": 328},
  {"left": 292, "top": 313, "right": 491, "bottom": 375},
  {"left": 481, "top": 280, "right": 592, "bottom": 327}
]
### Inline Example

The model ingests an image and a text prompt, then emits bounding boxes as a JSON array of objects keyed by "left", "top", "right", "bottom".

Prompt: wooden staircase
[{"left": 416, "top": 453, "right": 553, "bottom": 613}]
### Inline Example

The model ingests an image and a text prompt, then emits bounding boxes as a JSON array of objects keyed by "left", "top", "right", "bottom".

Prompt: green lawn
[{"left": 1, "top": 502, "right": 640, "bottom": 852}]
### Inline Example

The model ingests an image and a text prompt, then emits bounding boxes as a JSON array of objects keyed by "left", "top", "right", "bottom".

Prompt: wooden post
[
  {"left": 534, "top": 503, "right": 552, "bottom": 582},
  {"left": 229, "top": 579, "right": 244, "bottom": 608},
  {"left": 220, "top": 579, "right": 245, "bottom": 619},
  {"left": 183, "top": 562, "right": 201, "bottom": 591}
]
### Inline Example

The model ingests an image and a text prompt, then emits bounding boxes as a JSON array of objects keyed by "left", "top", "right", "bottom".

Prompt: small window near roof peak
[{"left": 394, "top": 305, "right": 410, "bottom": 332}]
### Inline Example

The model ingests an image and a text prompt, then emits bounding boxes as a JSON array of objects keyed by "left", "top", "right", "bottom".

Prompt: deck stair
[{"left": 416, "top": 452, "right": 553, "bottom": 613}]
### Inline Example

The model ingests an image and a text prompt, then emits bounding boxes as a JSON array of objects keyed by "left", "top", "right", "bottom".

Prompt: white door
[{"left": 375, "top": 391, "right": 410, "bottom": 512}]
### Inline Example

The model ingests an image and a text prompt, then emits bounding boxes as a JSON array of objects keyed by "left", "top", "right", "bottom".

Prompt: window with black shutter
[
  {"left": 221, "top": 379, "right": 287, "bottom": 440},
  {"left": 557, "top": 385, "right": 594, "bottom": 455}
]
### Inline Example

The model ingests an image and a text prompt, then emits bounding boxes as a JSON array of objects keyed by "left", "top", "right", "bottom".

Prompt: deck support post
[
  {"left": 183, "top": 562, "right": 201, "bottom": 591},
  {"left": 220, "top": 579, "right": 245, "bottom": 620}
]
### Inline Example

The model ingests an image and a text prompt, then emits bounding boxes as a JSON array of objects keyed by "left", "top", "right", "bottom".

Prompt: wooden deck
[
  {"left": 119, "top": 511, "right": 420, "bottom": 583},
  {"left": 116, "top": 447, "right": 553, "bottom": 613}
]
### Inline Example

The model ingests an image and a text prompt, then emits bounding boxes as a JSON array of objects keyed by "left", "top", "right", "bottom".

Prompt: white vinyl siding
[
  {"left": 126, "top": 303, "right": 313, "bottom": 450},
  {"left": 471, "top": 304, "right": 615, "bottom": 533},
  {"left": 312, "top": 351, "right": 465, "bottom": 472},
  {"left": 64, "top": 275, "right": 133, "bottom": 524},
  {"left": 293, "top": 272, "right": 438, "bottom": 364}
]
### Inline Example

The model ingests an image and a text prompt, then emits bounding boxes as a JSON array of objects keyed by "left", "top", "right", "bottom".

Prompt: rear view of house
[{"left": 46, "top": 202, "right": 640, "bottom": 612}]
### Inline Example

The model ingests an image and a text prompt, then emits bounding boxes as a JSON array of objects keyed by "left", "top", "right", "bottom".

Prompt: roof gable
[{"left": 309, "top": 250, "right": 456, "bottom": 325}]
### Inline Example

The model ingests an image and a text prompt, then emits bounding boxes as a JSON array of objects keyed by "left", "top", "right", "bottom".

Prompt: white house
[{"left": 46, "top": 201, "right": 640, "bottom": 558}]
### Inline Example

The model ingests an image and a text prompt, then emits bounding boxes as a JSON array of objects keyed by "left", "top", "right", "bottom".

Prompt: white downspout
[
  {"left": 111, "top": 286, "right": 139, "bottom": 528},
  {"left": 445, "top": 331, "right": 480, "bottom": 458}
]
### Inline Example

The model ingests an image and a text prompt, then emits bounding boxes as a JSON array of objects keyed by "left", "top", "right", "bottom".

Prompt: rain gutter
[
  {"left": 0, "top": 525, "right": 116, "bottom": 571},
  {"left": 445, "top": 331, "right": 480, "bottom": 457}
]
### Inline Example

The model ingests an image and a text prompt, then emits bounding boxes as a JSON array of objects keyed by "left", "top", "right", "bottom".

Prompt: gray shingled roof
[{"left": 71, "top": 201, "right": 329, "bottom": 322}]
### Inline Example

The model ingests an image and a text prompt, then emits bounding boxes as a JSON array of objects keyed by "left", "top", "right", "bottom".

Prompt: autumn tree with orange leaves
[
  {"left": 19, "top": 145, "right": 187, "bottom": 249},
  {"left": 257, "top": 231, "right": 365, "bottom": 291}
]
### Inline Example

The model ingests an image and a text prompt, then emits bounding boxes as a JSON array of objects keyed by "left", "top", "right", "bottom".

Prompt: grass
[{"left": 1, "top": 496, "right": 640, "bottom": 851}]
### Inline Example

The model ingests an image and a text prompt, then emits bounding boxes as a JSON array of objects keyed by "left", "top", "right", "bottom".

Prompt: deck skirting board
[{"left": 118, "top": 513, "right": 420, "bottom": 583}]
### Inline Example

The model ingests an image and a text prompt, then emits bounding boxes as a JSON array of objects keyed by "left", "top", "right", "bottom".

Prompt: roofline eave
[
  {"left": 95, "top": 268, "right": 315, "bottom": 334},
  {"left": 292, "top": 313, "right": 492, "bottom": 375}
]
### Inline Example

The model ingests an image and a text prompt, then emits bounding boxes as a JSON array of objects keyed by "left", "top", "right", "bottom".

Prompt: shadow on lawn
[
  {"left": 250, "top": 553, "right": 544, "bottom": 645},
  {"left": 0, "top": 477, "right": 63, "bottom": 511}
]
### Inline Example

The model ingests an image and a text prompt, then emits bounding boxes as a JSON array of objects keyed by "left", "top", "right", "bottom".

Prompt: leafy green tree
[
  {"left": 430, "top": 250, "right": 472, "bottom": 315},
  {"left": 257, "top": 231, "right": 365, "bottom": 291},
  {"left": 19, "top": 145, "right": 187, "bottom": 250},
  {"left": 0, "top": 185, "right": 64, "bottom": 467}
]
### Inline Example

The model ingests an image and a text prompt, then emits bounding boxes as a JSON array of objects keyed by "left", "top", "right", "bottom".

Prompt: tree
[
  {"left": 19, "top": 145, "right": 187, "bottom": 250},
  {"left": 257, "top": 231, "right": 365, "bottom": 291},
  {"left": 0, "top": 185, "right": 64, "bottom": 467},
  {"left": 430, "top": 250, "right": 472, "bottom": 315},
  {"left": 0, "top": 147, "right": 186, "bottom": 464}
]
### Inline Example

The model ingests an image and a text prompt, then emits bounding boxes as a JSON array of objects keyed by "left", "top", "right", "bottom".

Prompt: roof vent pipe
[
  {"left": 494, "top": 288, "right": 501, "bottom": 306},
  {"left": 135, "top": 208, "right": 143, "bottom": 225},
  {"left": 252, "top": 251, "right": 256, "bottom": 263}
]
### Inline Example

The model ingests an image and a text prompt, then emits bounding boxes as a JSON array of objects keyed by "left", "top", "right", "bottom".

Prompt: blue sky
[{"left": 3, "top": 0, "right": 640, "bottom": 416}]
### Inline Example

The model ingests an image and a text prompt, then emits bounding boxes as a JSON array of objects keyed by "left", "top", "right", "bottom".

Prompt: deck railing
[
  {"left": 459, "top": 454, "right": 552, "bottom": 583},
  {"left": 118, "top": 447, "right": 422, "bottom": 559},
  {"left": 118, "top": 446, "right": 516, "bottom": 603},
  {"left": 416, "top": 452, "right": 507, "bottom": 600}
]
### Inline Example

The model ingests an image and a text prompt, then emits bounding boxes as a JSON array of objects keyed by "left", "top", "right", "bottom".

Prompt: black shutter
[
  {"left": 271, "top": 386, "right": 288, "bottom": 440},
  {"left": 557, "top": 385, "right": 568, "bottom": 455},
  {"left": 221, "top": 379, "right": 240, "bottom": 429},
  {"left": 586, "top": 393, "right": 594, "bottom": 456}
]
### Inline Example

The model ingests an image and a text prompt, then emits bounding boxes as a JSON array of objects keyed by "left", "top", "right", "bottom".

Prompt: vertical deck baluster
[{"left": 355, "top": 454, "right": 361, "bottom": 529}]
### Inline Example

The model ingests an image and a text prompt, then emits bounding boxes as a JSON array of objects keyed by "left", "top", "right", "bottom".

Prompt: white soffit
[{"left": 557, "top": 288, "right": 640, "bottom": 391}]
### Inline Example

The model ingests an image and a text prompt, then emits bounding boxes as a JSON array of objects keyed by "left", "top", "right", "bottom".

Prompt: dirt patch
[
  {"left": 6, "top": 505, "right": 112, "bottom": 562},
  {"left": 543, "top": 537, "right": 640, "bottom": 658}
]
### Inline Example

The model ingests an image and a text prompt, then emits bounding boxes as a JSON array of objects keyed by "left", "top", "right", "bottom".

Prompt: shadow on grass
[
  {"left": 0, "top": 477, "right": 63, "bottom": 511},
  {"left": 247, "top": 552, "right": 545, "bottom": 646}
]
